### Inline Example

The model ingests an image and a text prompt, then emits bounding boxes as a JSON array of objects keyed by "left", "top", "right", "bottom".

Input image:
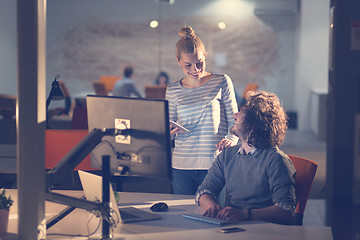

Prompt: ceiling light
[
  {"left": 218, "top": 21, "right": 226, "bottom": 30},
  {"left": 150, "top": 20, "right": 159, "bottom": 29}
]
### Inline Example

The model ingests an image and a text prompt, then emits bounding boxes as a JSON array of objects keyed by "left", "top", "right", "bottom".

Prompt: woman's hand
[
  {"left": 170, "top": 126, "right": 183, "bottom": 136},
  {"left": 216, "top": 139, "right": 234, "bottom": 151}
]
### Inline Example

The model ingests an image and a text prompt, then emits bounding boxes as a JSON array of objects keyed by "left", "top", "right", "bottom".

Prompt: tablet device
[{"left": 170, "top": 120, "right": 190, "bottom": 133}]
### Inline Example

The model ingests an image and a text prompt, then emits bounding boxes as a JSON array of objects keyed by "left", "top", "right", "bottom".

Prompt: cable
[
  {"left": 97, "top": 136, "right": 163, "bottom": 162},
  {"left": 109, "top": 206, "right": 120, "bottom": 227},
  {"left": 47, "top": 205, "right": 120, "bottom": 238},
  {"left": 47, "top": 213, "right": 101, "bottom": 238},
  {"left": 86, "top": 212, "right": 99, "bottom": 237},
  {"left": 135, "top": 145, "right": 162, "bottom": 155},
  {"left": 90, "top": 140, "right": 118, "bottom": 168},
  {"left": 95, "top": 140, "right": 118, "bottom": 156}
]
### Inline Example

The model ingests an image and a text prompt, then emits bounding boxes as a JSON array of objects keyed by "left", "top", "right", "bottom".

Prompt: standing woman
[{"left": 166, "top": 26, "right": 239, "bottom": 195}]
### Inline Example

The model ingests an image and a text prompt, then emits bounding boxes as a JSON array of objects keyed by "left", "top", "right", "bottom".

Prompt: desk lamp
[{"left": 46, "top": 75, "right": 64, "bottom": 128}]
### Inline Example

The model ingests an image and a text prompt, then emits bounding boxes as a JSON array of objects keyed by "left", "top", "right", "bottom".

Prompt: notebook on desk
[
  {"left": 182, "top": 213, "right": 234, "bottom": 226},
  {"left": 78, "top": 170, "right": 161, "bottom": 223}
]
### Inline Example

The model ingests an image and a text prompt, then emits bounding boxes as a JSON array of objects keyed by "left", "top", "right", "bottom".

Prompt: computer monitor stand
[
  {"left": 101, "top": 155, "right": 111, "bottom": 239},
  {"left": 46, "top": 155, "right": 112, "bottom": 240}
]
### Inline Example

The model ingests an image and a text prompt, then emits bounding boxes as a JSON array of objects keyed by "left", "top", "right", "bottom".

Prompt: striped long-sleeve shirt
[{"left": 166, "top": 73, "right": 239, "bottom": 170}]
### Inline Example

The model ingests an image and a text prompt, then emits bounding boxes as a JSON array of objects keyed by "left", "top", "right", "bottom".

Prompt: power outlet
[{"left": 115, "top": 118, "right": 131, "bottom": 144}]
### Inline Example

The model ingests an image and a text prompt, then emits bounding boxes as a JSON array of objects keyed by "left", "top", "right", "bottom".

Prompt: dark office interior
[{"left": 0, "top": 0, "right": 360, "bottom": 239}]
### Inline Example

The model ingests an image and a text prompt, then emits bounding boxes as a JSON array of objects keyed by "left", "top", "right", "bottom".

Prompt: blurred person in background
[
  {"left": 113, "top": 65, "right": 142, "bottom": 98},
  {"left": 154, "top": 71, "right": 170, "bottom": 85}
]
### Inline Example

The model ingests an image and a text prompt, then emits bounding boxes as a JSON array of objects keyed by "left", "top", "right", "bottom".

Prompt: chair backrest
[
  {"left": 100, "top": 75, "right": 121, "bottom": 92},
  {"left": 45, "top": 129, "right": 98, "bottom": 171},
  {"left": 242, "top": 83, "right": 259, "bottom": 98},
  {"left": 0, "top": 94, "right": 16, "bottom": 119},
  {"left": 71, "top": 106, "right": 88, "bottom": 129},
  {"left": 288, "top": 154, "right": 318, "bottom": 225},
  {"left": 58, "top": 81, "right": 70, "bottom": 98},
  {"left": 145, "top": 85, "right": 167, "bottom": 99},
  {"left": 92, "top": 81, "right": 108, "bottom": 96}
]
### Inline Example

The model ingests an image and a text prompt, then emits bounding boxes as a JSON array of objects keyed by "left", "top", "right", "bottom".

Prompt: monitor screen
[{"left": 86, "top": 95, "right": 172, "bottom": 181}]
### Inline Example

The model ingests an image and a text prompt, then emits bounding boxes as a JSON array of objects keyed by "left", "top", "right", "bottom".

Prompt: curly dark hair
[{"left": 241, "top": 91, "right": 288, "bottom": 149}]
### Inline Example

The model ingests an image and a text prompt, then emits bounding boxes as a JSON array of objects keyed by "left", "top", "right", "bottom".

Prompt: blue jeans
[{"left": 172, "top": 168, "right": 208, "bottom": 195}]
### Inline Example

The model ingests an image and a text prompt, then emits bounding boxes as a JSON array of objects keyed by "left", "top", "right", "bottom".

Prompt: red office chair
[
  {"left": 237, "top": 83, "right": 259, "bottom": 108},
  {"left": 288, "top": 154, "right": 318, "bottom": 225},
  {"left": 45, "top": 129, "right": 99, "bottom": 189},
  {"left": 145, "top": 85, "right": 167, "bottom": 99},
  {"left": 241, "top": 83, "right": 259, "bottom": 99},
  {"left": 100, "top": 75, "right": 121, "bottom": 93},
  {"left": 92, "top": 81, "right": 108, "bottom": 96},
  {"left": 45, "top": 129, "right": 97, "bottom": 171}
]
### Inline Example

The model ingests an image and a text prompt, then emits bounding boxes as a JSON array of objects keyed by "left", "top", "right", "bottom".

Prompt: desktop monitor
[{"left": 86, "top": 95, "right": 172, "bottom": 181}]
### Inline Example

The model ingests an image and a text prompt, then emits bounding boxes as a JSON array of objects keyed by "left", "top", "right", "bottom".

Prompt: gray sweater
[{"left": 196, "top": 145, "right": 297, "bottom": 215}]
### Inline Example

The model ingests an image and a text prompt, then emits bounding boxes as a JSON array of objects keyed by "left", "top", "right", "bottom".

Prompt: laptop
[
  {"left": 78, "top": 170, "right": 161, "bottom": 223},
  {"left": 182, "top": 213, "right": 234, "bottom": 226}
]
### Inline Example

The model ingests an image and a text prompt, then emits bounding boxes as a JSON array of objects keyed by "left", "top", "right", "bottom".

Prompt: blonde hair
[{"left": 175, "top": 26, "right": 206, "bottom": 61}]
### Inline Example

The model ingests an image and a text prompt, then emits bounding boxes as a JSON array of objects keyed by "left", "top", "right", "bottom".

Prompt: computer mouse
[{"left": 150, "top": 202, "right": 168, "bottom": 212}]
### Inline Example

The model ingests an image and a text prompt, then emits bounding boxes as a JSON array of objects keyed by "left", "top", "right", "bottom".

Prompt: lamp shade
[
  {"left": 49, "top": 76, "right": 64, "bottom": 100},
  {"left": 46, "top": 75, "right": 64, "bottom": 109},
  {"left": 46, "top": 75, "right": 65, "bottom": 129}
]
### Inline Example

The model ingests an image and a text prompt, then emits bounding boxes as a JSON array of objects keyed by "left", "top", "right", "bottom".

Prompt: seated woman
[{"left": 154, "top": 71, "right": 169, "bottom": 85}]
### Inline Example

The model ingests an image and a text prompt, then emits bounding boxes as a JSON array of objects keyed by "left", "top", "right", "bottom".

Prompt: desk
[{"left": 5, "top": 189, "right": 333, "bottom": 240}]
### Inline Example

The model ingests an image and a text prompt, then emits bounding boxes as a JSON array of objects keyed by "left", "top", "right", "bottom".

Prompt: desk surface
[{"left": 5, "top": 189, "right": 333, "bottom": 240}]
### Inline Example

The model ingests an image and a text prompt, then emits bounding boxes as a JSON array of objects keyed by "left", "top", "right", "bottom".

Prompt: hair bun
[{"left": 179, "top": 26, "right": 196, "bottom": 39}]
